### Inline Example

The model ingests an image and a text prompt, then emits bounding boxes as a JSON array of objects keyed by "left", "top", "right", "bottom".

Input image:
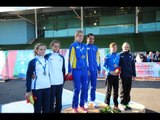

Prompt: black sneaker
[
  {"left": 113, "top": 106, "right": 121, "bottom": 113},
  {"left": 125, "top": 104, "right": 132, "bottom": 110}
]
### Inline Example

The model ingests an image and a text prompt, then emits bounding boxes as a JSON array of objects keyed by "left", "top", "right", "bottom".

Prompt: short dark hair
[{"left": 86, "top": 33, "right": 94, "bottom": 38}]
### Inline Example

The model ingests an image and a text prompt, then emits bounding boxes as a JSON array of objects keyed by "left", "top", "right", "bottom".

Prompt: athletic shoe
[
  {"left": 92, "top": 101, "right": 99, "bottom": 108},
  {"left": 113, "top": 106, "right": 121, "bottom": 113},
  {"left": 84, "top": 102, "right": 89, "bottom": 108},
  {"left": 80, "top": 106, "right": 88, "bottom": 113},
  {"left": 125, "top": 104, "right": 132, "bottom": 110},
  {"left": 72, "top": 108, "right": 79, "bottom": 113},
  {"left": 119, "top": 104, "right": 126, "bottom": 111}
]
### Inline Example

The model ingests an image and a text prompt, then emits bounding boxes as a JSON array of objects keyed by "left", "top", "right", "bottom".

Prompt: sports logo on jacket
[
  {"left": 120, "top": 56, "right": 124, "bottom": 58},
  {"left": 87, "top": 47, "right": 90, "bottom": 50}
]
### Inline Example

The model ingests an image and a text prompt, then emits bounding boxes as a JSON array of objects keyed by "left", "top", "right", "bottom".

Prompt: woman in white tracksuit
[
  {"left": 45, "top": 40, "right": 65, "bottom": 113},
  {"left": 26, "top": 43, "right": 51, "bottom": 113}
]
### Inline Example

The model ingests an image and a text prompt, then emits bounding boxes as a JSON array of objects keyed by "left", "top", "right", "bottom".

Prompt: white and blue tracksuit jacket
[
  {"left": 26, "top": 56, "right": 51, "bottom": 92},
  {"left": 45, "top": 52, "right": 65, "bottom": 85}
]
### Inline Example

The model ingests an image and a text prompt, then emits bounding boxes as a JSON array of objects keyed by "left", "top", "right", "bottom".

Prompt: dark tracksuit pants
[
  {"left": 72, "top": 68, "right": 88, "bottom": 109},
  {"left": 120, "top": 76, "right": 132, "bottom": 105},
  {"left": 50, "top": 84, "right": 63, "bottom": 113},
  {"left": 86, "top": 70, "right": 97, "bottom": 102},
  {"left": 32, "top": 88, "right": 51, "bottom": 113},
  {"left": 104, "top": 75, "right": 119, "bottom": 107}
]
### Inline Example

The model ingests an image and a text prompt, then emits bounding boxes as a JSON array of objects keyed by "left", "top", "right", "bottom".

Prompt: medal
[
  {"left": 44, "top": 71, "right": 46, "bottom": 75},
  {"left": 76, "top": 42, "right": 86, "bottom": 59},
  {"left": 36, "top": 57, "right": 47, "bottom": 76},
  {"left": 81, "top": 55, "right": 85, "bottom": 59},
  {"left": 114, "top": 64, "right": 117, "bottom": 67}
]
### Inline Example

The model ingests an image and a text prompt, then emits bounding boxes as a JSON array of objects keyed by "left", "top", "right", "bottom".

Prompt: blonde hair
[
  {"left": 50, "top": 40, "right": 60, "bottom": 48},
  {"left": 34, "top": 43, "right": 46, "bottom": 56},
  {"left": 109, "top": 42, "right": 117, "bottom": 48},
  {"left": 122, "top": 42, "right": 130, "bottom": 51},
  {"left": 74, "top": 30, "right": 83, "bottom": 41}
]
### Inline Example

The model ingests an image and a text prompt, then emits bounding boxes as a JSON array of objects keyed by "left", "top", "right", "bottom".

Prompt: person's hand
[
  {"left": 132, "top": 76, "right": 136, "bottom": 80},
  {"left": 98, "top": 70, "right": 101, "bottom": 75},
  {"left": 88, "top": 71, "right": 90, "bottom": 76},
  {"left": 102, "top": 70, "right": 106, "bottom": 76},
  {"left": 31, "top": 74, "right": 35, "bottom": 79},
  {"left": 25, "top": 92, "right": 32, "bottom": 99},
  {"left": 110, "top": 71, "right": 117, "bottom": 76},
  {"left": 68, "top": 72, "right": 72, "bottom": 77}
]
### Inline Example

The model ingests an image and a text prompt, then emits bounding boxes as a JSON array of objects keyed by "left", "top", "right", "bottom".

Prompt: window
[
  {"left": 67, "top": 11, "right": 81, "bottom": 28},
  {"left": 84, "top": 8, "right": 100, "bottom": 27}
]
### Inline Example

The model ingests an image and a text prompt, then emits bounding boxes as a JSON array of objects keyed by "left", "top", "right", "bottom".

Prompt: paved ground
[
  {"left": 0, "top": 79, "right": 160, "bottom": 113},
  {"left": 95, "top": 80, "right": 160, "bottom": 113}
]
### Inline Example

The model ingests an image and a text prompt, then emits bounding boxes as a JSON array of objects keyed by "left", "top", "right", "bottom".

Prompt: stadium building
[{"left": 0, "top": 7, "right": 160, "bottom": 52}]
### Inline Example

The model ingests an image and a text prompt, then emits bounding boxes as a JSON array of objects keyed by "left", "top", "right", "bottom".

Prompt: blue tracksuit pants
[
  {"left": 85, "top": 70, "right": 97, "bottom": 102},
  {"left": 32, "top": 88, "right": 51, "bottom": 113},
  {"left": 72, "top": 68, "right": 88, "bottom": 109},
  {"left": 50, "top": 84, "right": 63, "bottom": 113}
]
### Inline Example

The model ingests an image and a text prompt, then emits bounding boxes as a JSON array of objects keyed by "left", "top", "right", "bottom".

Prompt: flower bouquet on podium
[{"left": 114, "top": 67, "right": 121, "bottom": 75}]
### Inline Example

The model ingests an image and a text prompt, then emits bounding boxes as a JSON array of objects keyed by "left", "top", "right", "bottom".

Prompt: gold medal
[
  {"left": 114, "top": 64, "right": 117, "bottom": 67},
  {"left": 81, "top": 55, "right": 85, "bottom": 59}
]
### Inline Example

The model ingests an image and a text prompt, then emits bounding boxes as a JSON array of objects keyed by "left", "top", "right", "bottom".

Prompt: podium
[{"left": 61, "top": 101, "right": 145, "bottom": 113}]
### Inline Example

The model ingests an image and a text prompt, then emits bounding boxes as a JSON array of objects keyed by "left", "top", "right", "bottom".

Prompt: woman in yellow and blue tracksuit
[{"left": 68, "top": 30, "right": 88, "bottom": 113}]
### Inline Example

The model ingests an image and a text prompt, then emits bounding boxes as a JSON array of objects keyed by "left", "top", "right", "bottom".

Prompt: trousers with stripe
[
  {"left": 72, "top": 68, "right": 88, "bottom": 109},
  {"left": 85, "top": 70, "right": 97, "bottom": 102},
  {"left": 50, "top": 84, "right": 63, "bottom": 113}
]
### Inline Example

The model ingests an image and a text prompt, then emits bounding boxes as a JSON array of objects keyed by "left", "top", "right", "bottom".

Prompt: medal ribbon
[
  {"left": 36, "top": 57, "right": 46, "bottom": 74},
  {"left": 76, "top": 42, "right": 85, "bottom": 56}
]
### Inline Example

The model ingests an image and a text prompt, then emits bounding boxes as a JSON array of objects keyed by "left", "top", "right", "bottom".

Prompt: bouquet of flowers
[
  {"left": 114, "top": 67, "right": 121, "bottom": 75},
  {"left": 26, "top": 95, "right": 37, "bottom": 104},
  {"left": 64, "top": 74, "right": 73, "bottom": 81},
  {"left": 100, "top": 106, "right": 121, "bottom": 113}
]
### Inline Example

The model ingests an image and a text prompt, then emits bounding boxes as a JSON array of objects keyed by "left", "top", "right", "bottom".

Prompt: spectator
[
  {"left": 136, "top": 53, "right": 142, "bottom": 63},
  {"left": 147, "top": 51, "right": 154, "bottom": 62},
  {"left": 154, "top": 51, "right": 160, "bottom": 62},
  {"left": 140, "top": 54, "right": 147, "bottom": 62}
]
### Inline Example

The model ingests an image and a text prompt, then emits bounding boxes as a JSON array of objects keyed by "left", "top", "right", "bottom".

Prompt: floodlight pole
[
  {"left": 81, "top": 7, "right": 84, "bottom": 31},
  {"left": 34, "top": 9, "right": 38, "bottom": 39},
  {"left": 135, "top": 7, "right": 139, "bottom": 34}
]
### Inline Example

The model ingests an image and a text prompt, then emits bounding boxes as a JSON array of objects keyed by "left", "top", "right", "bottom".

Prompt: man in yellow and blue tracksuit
[
  {"left": 85, "top": 33, "right": 101, "bottom": 107},
  {"left": 68, "top": 30, "right": 88, "bottom": 113}
]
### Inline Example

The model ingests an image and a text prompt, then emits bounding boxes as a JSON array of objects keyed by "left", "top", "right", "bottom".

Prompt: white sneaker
[
  {"left": 84, "top": 102, "right": 90, "bottom": 109},
  {"left": 92, "top": 101, "right": 99, "bottom": 108},
  {"left": 119, "top": 104, "right": 126, "bottom": 111}
]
